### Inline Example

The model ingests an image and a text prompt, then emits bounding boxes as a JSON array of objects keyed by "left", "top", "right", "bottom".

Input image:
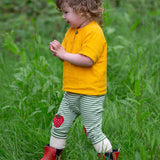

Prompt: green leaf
[
  {"left": 42, "top": 80, "right": 50, "bottom": 92},
  {"left": 29, "top": 110, "right": 42, "bottom": 117},
  {"left": 32, "top": 84, "right": 42, "bottom": 95},
  {"left": 130, "top": 71, "right": 134, "bottom": 84},
  {"left": 4, "top": 33, "right": 20, "bottom": 55},
  {"left": 135, "top": 151, "right": 141, "bottom": 160},
  {"left": 130, "top": 18, "right": 141, "bottom": 32},
  {"left": 140, "top": 145, "right": 146, "bottom": 160},
  {"left": 135, "top": 80, "right": 141, "bottom": 96},
  {"left": 48, "top": 105, "right": 56, "bottom": 113}
]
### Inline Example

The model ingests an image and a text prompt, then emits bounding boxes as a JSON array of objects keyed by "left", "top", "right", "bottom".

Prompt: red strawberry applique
[
  {"left": 53, "top": 114, "right": 64, "bottom": 128},
  {"left": 83, "top": 126, "right": 87, "bottom": 135}
]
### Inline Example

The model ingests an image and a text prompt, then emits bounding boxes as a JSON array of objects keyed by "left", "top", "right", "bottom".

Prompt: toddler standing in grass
[{"left": 41, "top": 0, "right": 119, "bottom": 159}]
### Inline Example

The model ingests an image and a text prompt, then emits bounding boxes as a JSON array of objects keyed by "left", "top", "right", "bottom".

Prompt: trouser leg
[
  {"left": 51, "top": 92, "right": 80, "bottom": 139},
  {"left": 80, "top": 95, "right": 108, "bottom": 145}
]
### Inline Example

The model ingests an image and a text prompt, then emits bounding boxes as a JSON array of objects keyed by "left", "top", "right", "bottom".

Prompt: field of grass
[{"left": 0, "top": 0, "right": 160, "bottom": 159}]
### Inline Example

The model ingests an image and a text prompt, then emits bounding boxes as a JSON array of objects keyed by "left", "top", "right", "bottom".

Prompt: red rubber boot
[
  {"left": 41, "top": 145, "right": 63, "bottom": 160},
  {"left": 97, "top": 149, "right": 120, "bottom": 160}
]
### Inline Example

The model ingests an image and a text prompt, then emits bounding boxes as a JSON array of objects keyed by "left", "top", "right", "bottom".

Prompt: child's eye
[{"left": 62, "top": 10, "right": 68, "bottom": 14}]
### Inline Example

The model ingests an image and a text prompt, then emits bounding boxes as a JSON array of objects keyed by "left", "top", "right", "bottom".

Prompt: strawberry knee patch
[
  {"left": 53, "top": 114, "right": 64, "bottom": 128},
  {"left": 83, "top": 126, "right": 87, "bottom": 135}
]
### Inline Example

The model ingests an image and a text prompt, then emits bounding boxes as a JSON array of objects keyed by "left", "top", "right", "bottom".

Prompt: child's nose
[{"left": 62, "top": 13, "right": 65, "bottom": 19}]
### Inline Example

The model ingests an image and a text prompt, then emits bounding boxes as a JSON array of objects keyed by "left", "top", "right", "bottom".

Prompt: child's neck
[{"left": 77, "top": 19, "right": 93, "bottom": 29}]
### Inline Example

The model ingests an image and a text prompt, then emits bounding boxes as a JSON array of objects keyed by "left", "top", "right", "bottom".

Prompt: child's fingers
[
  {"left": 49, "top": 40, "right": 61, "bottom": 57},
  {"left": 50, "top": 40, "right": 57, "bottom": 46},
  {"left": 52, "top": 52, "right": 56, "bottom": 56},
  {"left": 54, "top": 40, "right": 61, "bottom": 46},
  {"left": 49, "top": 45, "right": 54, "bottom": 52},
  {"left": 50, "top": 43, "right": 58, "bottom": 50},
  {"left": 49, "top": 45, "right": 57, "bottom": 56},
  {"left": 50, "top": 40, "right": 61, "bottom": 49},
  {"left": 50, "top": 42, "right": 55, "bottom": 49}
]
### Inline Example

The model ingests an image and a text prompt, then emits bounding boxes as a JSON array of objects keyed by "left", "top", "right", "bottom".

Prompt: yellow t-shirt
[{"left": 62, "top": 21, "right": 107, "bottom": 95}]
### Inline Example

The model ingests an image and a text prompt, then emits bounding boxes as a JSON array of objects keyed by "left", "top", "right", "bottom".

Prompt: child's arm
[{"left": 49, "top": 40, "right": 93, "bottom": 67}]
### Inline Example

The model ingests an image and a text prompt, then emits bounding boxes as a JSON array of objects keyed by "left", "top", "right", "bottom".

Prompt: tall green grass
[{"left": 0, "top": 1, "right": 160, "bottom": 159}]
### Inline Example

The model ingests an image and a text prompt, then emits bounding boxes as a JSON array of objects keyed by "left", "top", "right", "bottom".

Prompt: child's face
[{"left": 62, "top": 5, "right": 88, "bottom": 28}]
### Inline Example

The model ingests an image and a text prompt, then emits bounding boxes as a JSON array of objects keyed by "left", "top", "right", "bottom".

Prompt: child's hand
[
  {"left": 49, "top": 42, "right": 56, "bottom": 56},
  {"left": 49, "top": 40, "right": 66, "bottom": 60},
  {"left": 49, "top": 40, "right": 93, "bottom": 67}
]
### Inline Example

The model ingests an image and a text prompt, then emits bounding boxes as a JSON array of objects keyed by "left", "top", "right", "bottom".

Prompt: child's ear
[
  {"left": 79, "top": 12, "right": 83, "bottom": 16},
  {"left": 79, "top": 12, "right": 86, "bottom": 18}
]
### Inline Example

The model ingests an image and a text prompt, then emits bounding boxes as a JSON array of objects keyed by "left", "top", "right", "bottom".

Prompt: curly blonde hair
[{"left": 56, "top": 0, "right": 104, "bottom": 25}]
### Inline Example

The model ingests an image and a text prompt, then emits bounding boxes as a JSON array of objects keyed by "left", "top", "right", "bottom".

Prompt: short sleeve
[{"left": 79, "top": 28, "right": 106, "bottom": 63}]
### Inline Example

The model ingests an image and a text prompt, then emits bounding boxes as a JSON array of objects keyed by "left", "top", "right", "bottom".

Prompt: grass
[{"left": 0, "top": 1, "right": 160, "bottom": 159}]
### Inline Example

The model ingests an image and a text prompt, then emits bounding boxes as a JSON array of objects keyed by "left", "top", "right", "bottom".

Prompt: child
[{"left": 41, "top": 0, "right": 119, "bottom": 159}]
